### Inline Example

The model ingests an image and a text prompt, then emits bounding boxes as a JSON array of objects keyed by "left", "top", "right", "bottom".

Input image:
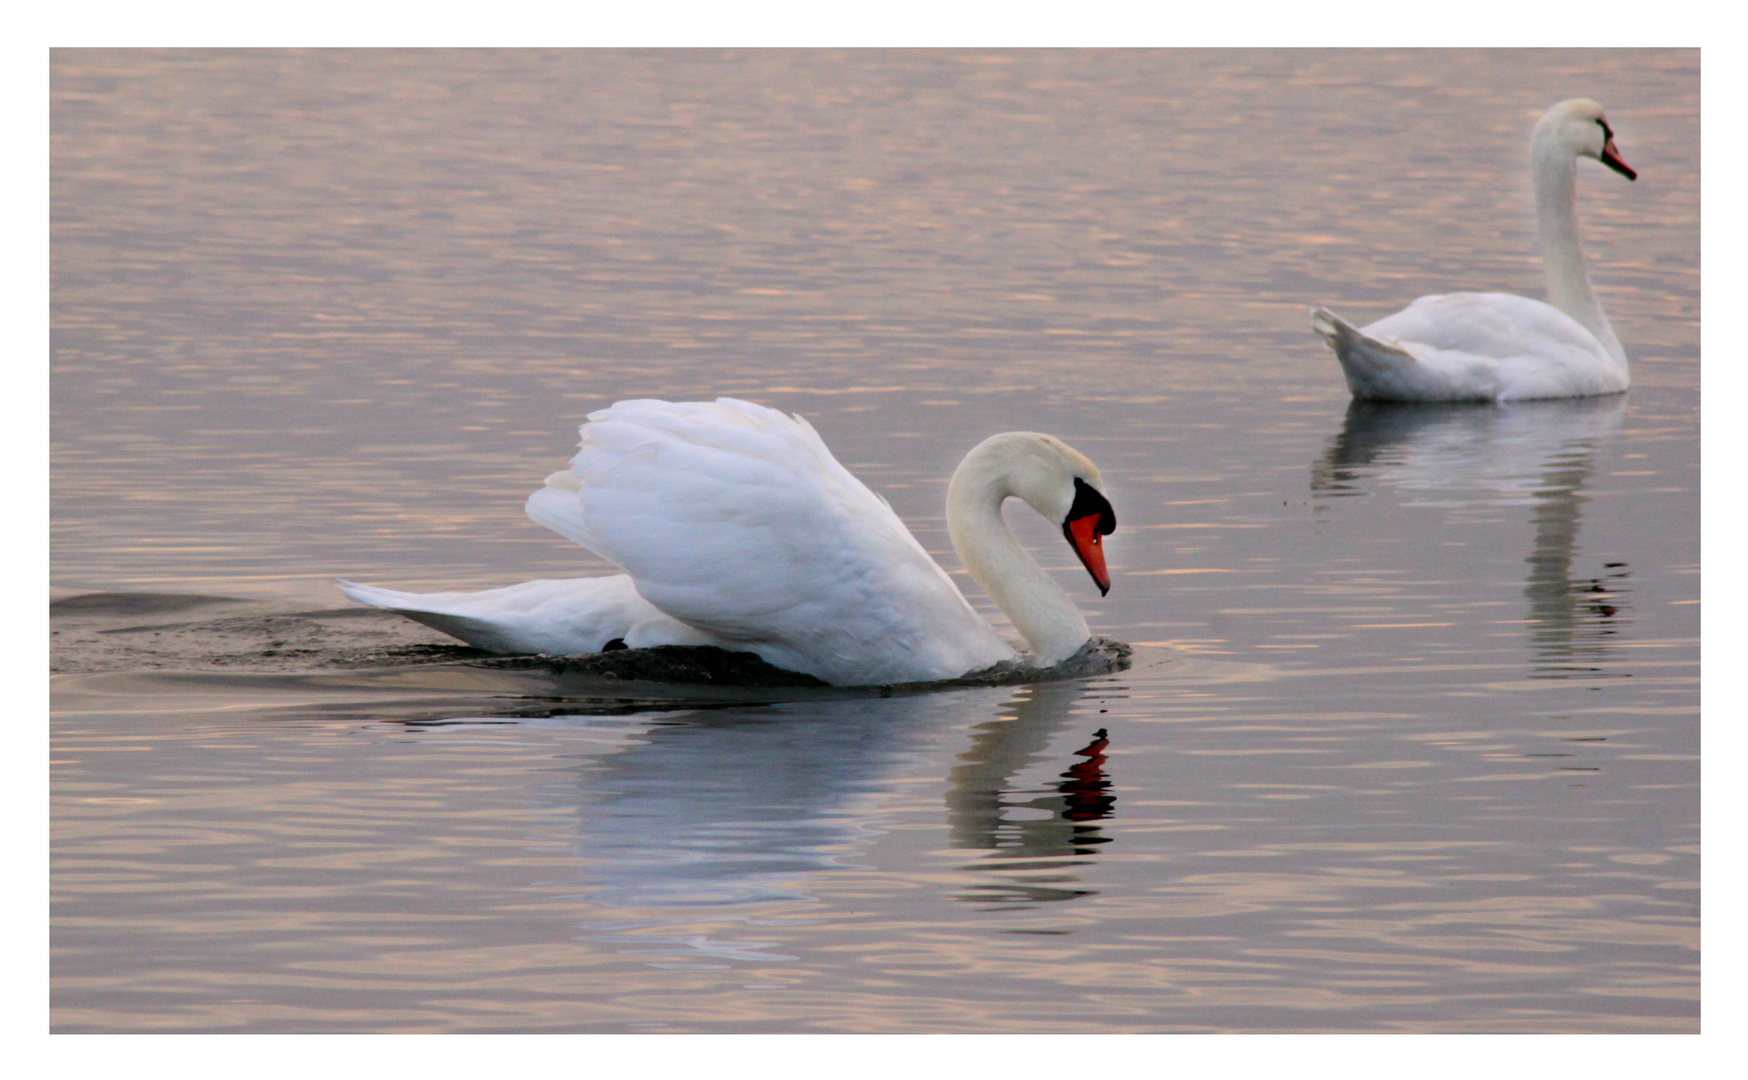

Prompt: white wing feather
[{"left": 526, "top": 398, "right": 1013, "bottom": 685}]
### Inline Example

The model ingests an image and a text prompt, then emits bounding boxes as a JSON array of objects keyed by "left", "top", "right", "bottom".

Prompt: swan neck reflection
[
  {"left": 1313, "top": 398, "right": 1629, "bottom": 679},
  {"left": 946, "top": 681, "right": 1115, "bottom": 866},
  {"left": 1523, "top": 447, "right": 1630, "bottom": 678}
]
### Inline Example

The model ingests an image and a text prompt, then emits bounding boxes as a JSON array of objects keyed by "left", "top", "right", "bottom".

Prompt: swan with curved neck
[
  {"left": 1312, "top": 98, "right": 1636, "bottom": 402},
  {"left": 949, "top": 431, "right": 1115, "bottom": 665},
  {"left": 340, "top": 398, "right": 1117, "bottom": 686}
]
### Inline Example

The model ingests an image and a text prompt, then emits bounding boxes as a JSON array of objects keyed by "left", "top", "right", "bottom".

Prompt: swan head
[
  {"left": 1536, "top": 98, "right": 1636, "bottom": 181},
  {"left": 953, "top": 432, "right": 1117, "bottom": 595}
]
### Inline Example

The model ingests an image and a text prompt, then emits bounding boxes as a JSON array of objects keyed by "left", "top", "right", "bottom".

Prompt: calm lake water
[{"left": 51, "top": 49, "right": 1699, "bottom": 1033}]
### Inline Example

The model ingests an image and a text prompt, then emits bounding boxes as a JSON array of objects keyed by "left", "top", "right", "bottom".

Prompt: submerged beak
[{"left": 1599, "top": 136, "right": 1637, "bottom": 181}]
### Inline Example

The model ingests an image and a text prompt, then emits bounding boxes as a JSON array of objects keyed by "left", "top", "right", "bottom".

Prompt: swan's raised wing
[{"left": 525, "top": 398, "right": 1013, "bottom": 685}]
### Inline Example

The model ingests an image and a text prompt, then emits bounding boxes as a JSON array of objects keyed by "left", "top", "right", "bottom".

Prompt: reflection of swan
[
  {"left": 1312, "top": 99, "right": 1636, "bottom": 402},
  {"left": 509, "top": 681, "right": 1111, "bottom": 963},
  {"left": 1313, "top": 397, "right": 1628, "bottom": 677},
  {"left": 342, "top": 398, "right": 1117, "bottom": 686},
  {"left": 547, "top": 692, "right": 985, "bottom": 910},
  {"left": 947, "top": 681, "right": 1116, "bottom": 906}
]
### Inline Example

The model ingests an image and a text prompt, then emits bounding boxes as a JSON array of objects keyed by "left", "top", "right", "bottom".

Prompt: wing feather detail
[{"left": 525, "top": 398, "right": 1012, "bottom": 684}]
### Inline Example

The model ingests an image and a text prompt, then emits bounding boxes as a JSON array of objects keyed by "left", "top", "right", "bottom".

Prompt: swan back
[{"left": 1367, "top": 293, "right": 1630, "bottom": 400}]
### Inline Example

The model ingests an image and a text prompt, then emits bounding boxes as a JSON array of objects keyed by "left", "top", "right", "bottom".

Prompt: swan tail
[
  {"left": 1311, "top": 306, "right": 1421, "bottom": 400},
  {"left": 337, "top": 579, "right": 439, "bottom": 611},
  {"left": 336, "top": 579, "right": 525, "bottom": 651},
  {"left": 1310, "top": 306, "right": 1350, "bottom": 349},
  {"left": 337, "top": 575, "right": 709, "bottom": 655}
]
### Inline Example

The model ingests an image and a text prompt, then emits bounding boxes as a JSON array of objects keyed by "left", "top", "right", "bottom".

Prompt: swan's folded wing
[
  {"left": 1361, "top": 293, "right": 1626, "bottom": 401},
  {"left": 526, "top": 398, "right": 1012, "bottom": 684},
  {"left": 1369, "top": 293, "right": 1598, "bottom": 358}
]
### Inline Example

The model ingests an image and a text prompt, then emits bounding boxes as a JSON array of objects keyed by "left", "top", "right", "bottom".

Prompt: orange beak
[
  {"left": 1600, "top": 136, "right": 1637, "bottom": 180},
  {"left": 1066, "top": 513, "right": 1110, "bottom": 596}
]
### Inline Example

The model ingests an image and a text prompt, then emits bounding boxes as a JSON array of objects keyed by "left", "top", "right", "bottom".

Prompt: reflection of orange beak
[{"left": 1066, "top": 514, "right": 1110, "bottom": 596}]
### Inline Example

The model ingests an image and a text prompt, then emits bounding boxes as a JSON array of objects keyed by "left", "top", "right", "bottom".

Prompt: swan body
[
  {"left": 1313, "top": 98, "right": 1636, "bottom": 402},
  {"left": 340, "top": 398, "right": 1116, "bottom": 686}
]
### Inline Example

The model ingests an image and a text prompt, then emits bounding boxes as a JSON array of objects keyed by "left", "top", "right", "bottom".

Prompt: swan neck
[
  {"left": 946, "top": 463, "right": 1090, "bottom": 666},
  {"left": 1532, "top": 137, "right": 1626, "bottom": 365}
]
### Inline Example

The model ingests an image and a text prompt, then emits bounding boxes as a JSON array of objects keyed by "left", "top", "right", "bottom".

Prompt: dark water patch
[
  {"left": 481, "top": 636, "right": 1132, "bottom": 692},
  {"left": 52, "top": 641, "right": 1149, "bottom": 725},
  {"left": 50, "top": 591, "right": 249, "bottom": 616},
  {"left": 298, "top": 606, "right": 409, "bottom": 620},
  {"left": 51, "top": 595, "right": 495, "bottom": 675},
  {"left": 512, "top": 645, "right": 831, "bottom": 688}
]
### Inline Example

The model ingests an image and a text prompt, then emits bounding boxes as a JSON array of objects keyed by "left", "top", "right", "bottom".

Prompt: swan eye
[{"left": 1598, "top": 118, "right": 1614, "bottom": 141}]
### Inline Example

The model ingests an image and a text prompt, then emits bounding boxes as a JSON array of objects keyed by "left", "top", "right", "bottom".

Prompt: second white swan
[
  {"left": 339, "top": 397, "right": 1117, "bottom": 686},
  {"left": 1312, "top": 98, "right": 1637, "bottom": 402}
]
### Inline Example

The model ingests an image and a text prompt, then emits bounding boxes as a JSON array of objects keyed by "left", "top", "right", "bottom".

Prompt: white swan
[
  {"left": 339, "top": 397, "right": 1117, "bottom": 686},
  {"left": 1312, "top": 98, "right": 1637, "bottom": 402}
]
